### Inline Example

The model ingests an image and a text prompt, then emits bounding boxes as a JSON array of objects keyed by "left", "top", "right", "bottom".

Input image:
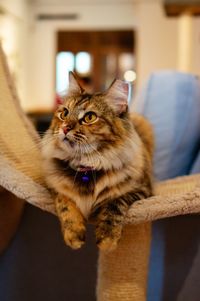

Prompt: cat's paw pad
[
  {"left": 96, "top": 223, "right": 122, "bottom": 252},
  {"left": 63, "top": 227, "right": 86, "bottom": 250}
]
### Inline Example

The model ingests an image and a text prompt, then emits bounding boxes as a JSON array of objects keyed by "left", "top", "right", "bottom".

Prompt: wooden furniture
[{"left": 164, "top": 0, "right": 200, "bottom": 16}]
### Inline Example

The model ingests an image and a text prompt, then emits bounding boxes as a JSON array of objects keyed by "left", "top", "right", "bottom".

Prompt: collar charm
[{"left": 81, "top": 173, "right": 90, "bottom": 182}]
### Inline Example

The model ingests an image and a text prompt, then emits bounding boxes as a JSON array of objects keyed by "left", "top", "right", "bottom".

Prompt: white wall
[
  {"left": 136, "top": 1, "right": 179, "bottom": 88},
  {"left": 136, "top": 2, "right": 200, "bottom": 89},
  {"left": 0, "top": 0, "right": 30, "bottom": 108},
  {"left": 191, "top": 18, "right": 200, "bottom": 77},
  {"left": 0, "top": 0, "right": 27, "bottom": 19}
]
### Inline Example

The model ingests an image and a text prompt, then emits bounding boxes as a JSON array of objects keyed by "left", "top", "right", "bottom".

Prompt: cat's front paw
[
  {"left": 63, "top": 223, "right": 86, "bottom": 250},
  {"left": 96, "top": 222, "right": 122, "bottom": 252}
]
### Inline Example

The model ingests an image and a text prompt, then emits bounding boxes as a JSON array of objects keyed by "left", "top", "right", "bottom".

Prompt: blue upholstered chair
[
  {"left": 133, "top": 71, "right": 200, "bottom": 181},
  {"left": 132, "top": 70, "right": 200, "bottom": 301}
]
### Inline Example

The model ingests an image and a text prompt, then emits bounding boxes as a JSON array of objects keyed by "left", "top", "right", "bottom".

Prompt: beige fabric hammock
[{"left": 0, "top": 44, "right": 200, "bottom": 300}]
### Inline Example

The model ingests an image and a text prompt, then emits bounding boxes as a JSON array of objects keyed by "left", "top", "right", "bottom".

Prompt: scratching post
[
  {"left": 97, "top": 174, "right": 200, "bottom": 300},
  {"left": 97, "top": 223, "right": 151, "bottom": 301}
]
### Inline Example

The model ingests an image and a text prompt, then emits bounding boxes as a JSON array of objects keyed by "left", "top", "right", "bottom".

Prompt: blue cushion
[
  {"left": 133, "top": 71, "right": 200, "bottom": 180},
  {"left": 190, "top": 150, "right": 200, "bottom": 174}
]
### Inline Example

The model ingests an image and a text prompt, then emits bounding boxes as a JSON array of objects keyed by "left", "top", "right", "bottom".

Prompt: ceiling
[{"left": 29, "top": 0, "right": 140, "bottom": 5}]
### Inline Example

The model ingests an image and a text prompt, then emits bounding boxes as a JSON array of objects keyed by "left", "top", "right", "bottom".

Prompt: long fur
[{"left": 42, "top": 77, "right": 154, "bottom": 251}]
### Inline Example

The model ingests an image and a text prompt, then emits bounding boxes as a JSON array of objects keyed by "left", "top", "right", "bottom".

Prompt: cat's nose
[{"left": 63, "top": 126, "right": 72, "bottom": 135}]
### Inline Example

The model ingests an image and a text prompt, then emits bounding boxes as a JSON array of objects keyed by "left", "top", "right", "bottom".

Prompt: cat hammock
[{"left": 0, "top": 44, "right": 200, "bottom": 301}]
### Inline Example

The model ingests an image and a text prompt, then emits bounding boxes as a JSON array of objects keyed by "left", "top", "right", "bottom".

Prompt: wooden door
[{"left": 56, "top": 30, "right": 135, "bottom": 94}]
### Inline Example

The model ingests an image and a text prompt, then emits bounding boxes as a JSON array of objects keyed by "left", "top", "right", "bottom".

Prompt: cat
[{"left": 42, "top": 72, "right": 154, "bottom": 252}]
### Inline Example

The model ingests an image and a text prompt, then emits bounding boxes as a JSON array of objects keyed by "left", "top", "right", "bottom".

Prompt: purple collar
[{"left": 76, "top": 165, "right": 95, "bottom": 172}]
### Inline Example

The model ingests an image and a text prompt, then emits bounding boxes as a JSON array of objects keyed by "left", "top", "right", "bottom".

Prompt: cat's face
[
  {"left": 52, "top": 93, "right": 116, "bottom": 153},
  {"left": 44, "top": 72, "right": 132, "bottom": 169}
]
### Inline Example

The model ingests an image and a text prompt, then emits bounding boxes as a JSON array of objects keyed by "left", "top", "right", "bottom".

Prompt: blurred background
[
  {"left": 1, "top": 1, "right": 200, "bottom": 301},
  {"left": 0, "top": 0, "right": 200, "bottom": 114}
]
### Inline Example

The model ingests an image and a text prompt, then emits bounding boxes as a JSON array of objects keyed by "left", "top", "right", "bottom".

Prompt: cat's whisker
[{"left": 23, "top": 136, "right": 56, "bottom": 153}]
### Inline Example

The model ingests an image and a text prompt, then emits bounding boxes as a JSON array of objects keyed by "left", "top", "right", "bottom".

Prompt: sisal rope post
[
  {"left": 97, "top": 223, "right": 151, "bottom": 301},
  {"left": 97, "top": 174, "right": 200, "bottom": 300}
]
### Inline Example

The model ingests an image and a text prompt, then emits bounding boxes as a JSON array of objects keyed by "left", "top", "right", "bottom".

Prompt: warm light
[
  {"left": 56, "top": 52, "right": 74, "bottom": 93},
  {"left": 124, "top": 70, "right": 136, "bottom": 82},
  {"left": 76, "top": 52, "right": 91, "bottom": 74}
]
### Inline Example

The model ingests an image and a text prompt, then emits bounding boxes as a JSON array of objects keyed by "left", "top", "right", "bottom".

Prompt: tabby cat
[{"left": 42, "top": 72, "right": 154, "bottom": 252}]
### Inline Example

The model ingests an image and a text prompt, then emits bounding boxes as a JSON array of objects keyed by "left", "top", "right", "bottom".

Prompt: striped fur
[{"left": 42, "top": 75, "right": 154, "bottom": 251}]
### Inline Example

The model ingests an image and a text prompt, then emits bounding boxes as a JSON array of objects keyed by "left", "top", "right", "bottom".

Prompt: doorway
[{"left": 56, "top": 30, "right": 135, "bottom": 95}]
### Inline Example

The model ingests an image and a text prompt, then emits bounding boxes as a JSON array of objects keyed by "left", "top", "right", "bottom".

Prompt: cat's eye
[
  {"left": 82, "top": 112, "right": 98, "bottom": 124},
  {"left": 59, "top": 108, "right": 69, "bottom": 120}
]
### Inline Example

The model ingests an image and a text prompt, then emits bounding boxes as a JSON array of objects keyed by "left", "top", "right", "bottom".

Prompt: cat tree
[{"left": 0, "top": 44, "right": 200, "bottom": 300}]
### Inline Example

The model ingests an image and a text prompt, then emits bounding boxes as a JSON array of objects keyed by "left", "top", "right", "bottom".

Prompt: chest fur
[
  {"left": 47, "top": 159, "right": 104, "bottom": 217},
  {"left": 52, "top": 176, "right": 103, "bottom": 218},
  {"left": 46, "top": 157, "right": 150, "bottom": 219}
]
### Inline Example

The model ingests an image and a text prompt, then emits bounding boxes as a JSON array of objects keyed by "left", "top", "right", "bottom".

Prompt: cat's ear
[
  {"left": 67, "top": 71, "right": 84, "bottom": 96},
  {"left": 105, "top": 79, "right": 129, "bottom": 114}
]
